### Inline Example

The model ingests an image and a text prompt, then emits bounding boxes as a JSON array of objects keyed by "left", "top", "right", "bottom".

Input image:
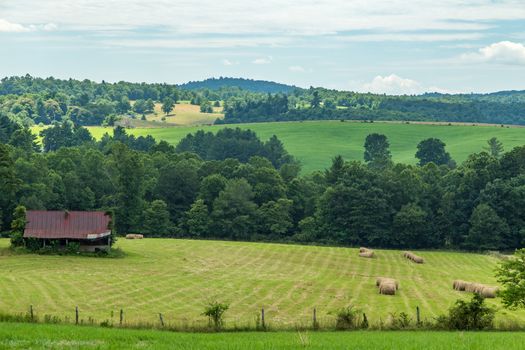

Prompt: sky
[{"left": 1, "top": 0, "right": 525, "bottom": 94}]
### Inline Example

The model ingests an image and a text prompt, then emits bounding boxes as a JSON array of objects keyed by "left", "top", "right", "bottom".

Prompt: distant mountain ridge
[{"left": 179, "top": 77, "right": 298, "bottom": 93}]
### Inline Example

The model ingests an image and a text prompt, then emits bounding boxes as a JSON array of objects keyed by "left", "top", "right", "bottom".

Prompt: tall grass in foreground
[{"left": 1, "top": 323, "right": 525, "bottom": 350}]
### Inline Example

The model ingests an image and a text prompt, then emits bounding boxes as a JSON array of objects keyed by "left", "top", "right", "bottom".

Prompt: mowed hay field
[
  {"left": 82, "top": 121, "right": 525, "bottom": 173},
  {"left": 0, "top": 239, "right": 523, "bottom": 327},
  {"left": 2, "top": 324, "right": 525, "bottom": 350},
  {"left": 140, "top": 101, "right": 223, "bottom": 125}
]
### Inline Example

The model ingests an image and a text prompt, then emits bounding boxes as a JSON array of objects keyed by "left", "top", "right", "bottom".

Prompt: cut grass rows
[{"left": 0, "top": 238, "right": 524, "bottom": 327}]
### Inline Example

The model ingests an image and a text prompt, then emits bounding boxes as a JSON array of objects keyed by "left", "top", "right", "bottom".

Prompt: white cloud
[
  {"left": 222, "top": 59, "right": 239, "bottom": 66},
  {"left": 43, "top": 23, "right": 58, "bottom": 31},
  {"left": 460, "top": 41, "right": 525, "bottom": 65},
  {"left": 2, "top": 0, "right": 525, "bottom": 38},
  {"left": 289, "top": 65, "right": 305, "bottom": 72},
  {"left": 362, "top": 74, "right": 423, "bottom": 95},
  {"left": 0, "top": 19, "right": 58, "bottom": 33},
  {"left": 252, "top": 56, "right": 273, "bottom": 64},
  {"left": 0, "top": 18, "right": 30, "bottom": 32}
]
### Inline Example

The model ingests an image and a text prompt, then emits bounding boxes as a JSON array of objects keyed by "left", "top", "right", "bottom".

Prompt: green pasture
[
  {"left": 0, "top": 239, "right": 522, "bottom": 328},
  {"left": 80, "top": 121, "right": 525, "bottom": 173}
]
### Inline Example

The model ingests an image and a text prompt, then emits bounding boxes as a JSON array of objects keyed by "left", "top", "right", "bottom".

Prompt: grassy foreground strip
[{"left": 0, "top": 323, "right": 524, "bottom": 350}]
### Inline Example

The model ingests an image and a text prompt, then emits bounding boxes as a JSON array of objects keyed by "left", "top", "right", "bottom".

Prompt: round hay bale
[
  {"left": 480, "top": 286, "right": 498, "bottom": 298},
  {"left": 359, "top": 251, "right": 374, "bottom": 258},
  {"left": 377, "top": 277, "right": 399, "bottom": 290},
  {"left": 465, "top": 282, "right": 484, "bottom": 293},
  {"left": 359, "top": 247, "right": 369, "bottom": 253},
  {"left": 453, "top": 280, "right": 468, "bottom": 291},
  {"left": 412, "top": 255, "right": 424, "bottom": 264},
  {"left": 379, "top": 282, "right": 396, "bottom": 295}
]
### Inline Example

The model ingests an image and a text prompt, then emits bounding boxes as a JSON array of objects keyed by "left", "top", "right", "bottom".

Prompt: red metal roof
[{"left": 24, "top": 211, "right": 111, "bottom": 239}]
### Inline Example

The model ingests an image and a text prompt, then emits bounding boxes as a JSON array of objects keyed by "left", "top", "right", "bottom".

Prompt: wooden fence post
[
  {"left": 29, "top": 305, "right": 34, "bottom": 321},
  {"left": 313, "top": 307, "right": 318, "bottom": 330},
  {"left": 261, "top": 307, "right": 265, "bottom": 330},
  {"left": 159, "top": 313, "right": 164, "bottom": 327},
  {"left": 120, "top": 309, "right": 123, "bottom": 325},
  {"left": 75, "top": 306, "right": 79, "bottom": 325},
  {"left": 416, "top": 306, "right": 421, "bottom": 326}
]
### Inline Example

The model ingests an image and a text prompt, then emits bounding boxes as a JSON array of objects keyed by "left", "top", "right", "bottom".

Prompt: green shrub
[
  {"left": 333, "top": 305, "right": 361, "bottom": 330},
  {"left": 438, "top": 294, "right": 495, "bottom": 330},
  {"left": 202, "top": 301, "right": 229, "bottom": 330}
]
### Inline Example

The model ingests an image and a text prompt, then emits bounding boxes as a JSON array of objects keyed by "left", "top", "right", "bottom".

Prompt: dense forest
[
  {"left": 1, "top": 112, "right": 524, "bottom": 251},
  {"left": 221, "top": 89, "right": 525, "bottom": 125},
  {"left": 2, "top": 75, "right": 525, "bottom": 128},
  {"left": 180, "top": 77, "right": 296, "bottom": 94}
]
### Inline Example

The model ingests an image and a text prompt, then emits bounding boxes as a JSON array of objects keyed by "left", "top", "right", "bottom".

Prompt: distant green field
[
  {"left": 0, "top": 238, "right": 522, "bottom": 328},
  {"left": 70, "top": 121, "right": 525, "bottom": 173},
  {"left": 1, "top": 323, "right": 525, "bottom": 350}
]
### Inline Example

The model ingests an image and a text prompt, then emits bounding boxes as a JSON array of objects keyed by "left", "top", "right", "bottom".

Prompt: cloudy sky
[{"left": 1, "top": 0, "right": 525, "bottom": 94}]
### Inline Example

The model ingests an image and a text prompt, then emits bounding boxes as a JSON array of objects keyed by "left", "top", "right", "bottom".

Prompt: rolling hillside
[
  {"left": 0, "top": 238, "right": 521, "bottom": 327},
  {"left": 78, "top": 121, "right": 525, "bottom": 173},
  {"left": 179, "top": 77, "right": 297, "bottom": 93}
]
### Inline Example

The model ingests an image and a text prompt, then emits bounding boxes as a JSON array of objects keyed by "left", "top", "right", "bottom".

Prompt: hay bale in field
[
  {"left": 453, "top": 280, "right": 468, "bottom": 291},
  {"left": 403, "top": 251, "right": 424, "bottom": 264},
  {"left": 412, "top": 255, "right": 424, "bottom": 264},
  {"left": 359, "top": 247, "right": 369, "bottom": 253},
  {"left": 465, "top": 282, "right": 484, "bottom": 293},
  {"left": 379, "top": 281, "right": 396, "bottom": 295},
  {"left": 376, "top": 277, "right": 399, "bottom": 290},
  {"left": 359, "top": 250, "right": 374, "bottom": 258},
  {"left": 125, "top": 234, "right": 144, "bottom": 239},
  {"left": 480, "top": 286, "right": 498, "bottom": 298}
]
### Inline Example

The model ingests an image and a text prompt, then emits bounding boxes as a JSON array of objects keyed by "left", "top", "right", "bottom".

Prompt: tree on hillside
[
  {"left": 10, "top": 205, "right": 26, "bottom": 247},
  {"left": 325, "top": 155, "right": 346, "bottom": 185},
  {"left": 143, "top": 200, "right": 172, "bottom": 235},
  {"left": 211, "top": 178, "right": 257, "bottom": 240},
  {"left": 484, "top": 137, "right": 504, "bottom": 158},
  {"left": 497, "top": 249, "right": 525, "bottom": 309},
  {"left": 112, "top": 144, "right": 145, "bottom": 234},
  {"left": 200, "top": 100, "right": 214, "bottom": 113},
  {"left": 393, "top": 203, "right": 431, "bottom": 248},
  {"left": 311, "top": 91, "right": 321, "bottom": 108},
  {"left": 184, "top": 199, "right": 211, "bottom": 237},
  {"left": 415, "top": 138, "right": 453, "bottom": 166},
  {"left": 464, "top": 203, "right": 507, "bottom": 250},
  {"left": 0, "top": 144, "right": 20, "bottom": 231},
  {"left": 363, "top": 133, "right": 392, "bottom": 169},
  {"left": 161, "top": 97, "right": 175, "bottom": 115}
]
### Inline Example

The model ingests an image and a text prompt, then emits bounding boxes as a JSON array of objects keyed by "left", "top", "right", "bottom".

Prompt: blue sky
[{"left": 1, "top": 0, "right": 525, "bottom": 94}]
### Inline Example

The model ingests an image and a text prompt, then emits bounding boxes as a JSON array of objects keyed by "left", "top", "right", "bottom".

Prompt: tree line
[
  {"left": 3, "top": 75, "right": 525, "bottom": 128},
  {"left": 1, "top": 116, "right": 524, "bottom": 251},
  {"left": 221, "top": 88, "right": 525, "bottom": 125}
]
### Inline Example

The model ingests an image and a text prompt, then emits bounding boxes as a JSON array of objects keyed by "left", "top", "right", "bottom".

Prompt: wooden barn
[{"left": 23, "top": 211, "right": 113, "bottom": 252}]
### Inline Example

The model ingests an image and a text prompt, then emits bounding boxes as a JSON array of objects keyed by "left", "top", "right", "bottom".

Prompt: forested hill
[
  {"left": 2, "top": 74, "right": 525, "bottom": 127},
  {"left": 179, "top": 77, "right": 297, "bottom": 93}
]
